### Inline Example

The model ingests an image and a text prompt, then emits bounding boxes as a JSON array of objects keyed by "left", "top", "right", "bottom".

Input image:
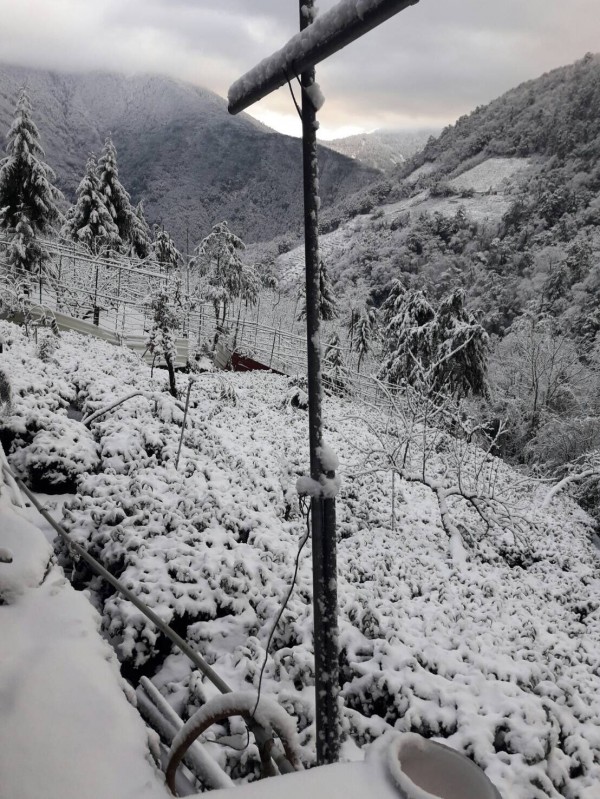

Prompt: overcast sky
[{"left": 0, "top": 0, "right": 597, "bottom": 139}]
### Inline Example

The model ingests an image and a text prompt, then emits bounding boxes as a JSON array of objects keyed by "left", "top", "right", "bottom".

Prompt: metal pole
[
  {"left": 175, "top": 380, "right": 194, "bottom": 470},
  {"left": 391, "top": 469, "right": 396, "bottom": 531},
  {"left": 93, "top": 263, "right": 100, "bottom": 326},
  {"left": 300, "top": 0, "right": 340, "bottom": 765}
]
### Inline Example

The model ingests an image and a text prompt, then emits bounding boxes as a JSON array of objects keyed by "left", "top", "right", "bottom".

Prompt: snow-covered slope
[
  {"left": 1, "top": 320, "right": 599, "bottom": 798},
  {"left": 276, "top": 155, "right": 531, "bottom": 291},
  {"left": 322, "top": 128, "right": 439, "bottom": 173}
]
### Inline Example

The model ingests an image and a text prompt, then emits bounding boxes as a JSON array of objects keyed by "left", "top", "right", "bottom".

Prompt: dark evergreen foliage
[
  {"left": 152, "top": 225, "right": 181, "bottom": 270},
  {"left": 0, "top": 88, "right": 62, "bottom": 274},
  {"left": 129, "top": 201, "right": 152, "bottom": 260},
  {"left": 380, "top": 286, "right": 488, "bottom": 399},
  {"left": 298, "top": 259, "right": 339, "bottom": 321},
  {"left": 98, "top": 136, "right": 133, "bottom": 248},
  {"left": 60, "top": 154, "right": 119, "bottom": 254}
]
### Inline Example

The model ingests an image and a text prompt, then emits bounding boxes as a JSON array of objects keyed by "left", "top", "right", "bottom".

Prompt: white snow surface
[
  {"left": 448, "top": 157, "right": 531, "bottom": 194},
  {"left": 1, "top": 319, "right": 600, "bottom": 798},
  {"left": 0, "top": 501, "right": 52, "bottom": 602},
  {"left": 191, "top": 760, "right": 399, "bottom": 799},
  {"left": 0, "top": 496, "right": 170, "bottom": 799}
]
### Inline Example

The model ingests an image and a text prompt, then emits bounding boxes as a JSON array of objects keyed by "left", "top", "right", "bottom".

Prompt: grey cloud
[{"left": 0, "top": 0, "right": 596, "bottom": 134}]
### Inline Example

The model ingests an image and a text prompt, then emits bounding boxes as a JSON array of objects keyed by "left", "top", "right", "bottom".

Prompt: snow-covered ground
[
  {"left": 0, "top": 500, "right": 170, "bottom": 799},
  {"left": 1, "top": 319, "right": 600, "bottom": 798},
  {"left": 448, "top": 157, "right": 531, "bottom": 194},
  {"left": 277, "top": 159, "right": 527, "bottom": 288}
]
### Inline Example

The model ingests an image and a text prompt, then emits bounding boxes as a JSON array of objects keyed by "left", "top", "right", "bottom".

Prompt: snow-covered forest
[{"left": 1, "top": 47, "right": 600, "bottom": 799}]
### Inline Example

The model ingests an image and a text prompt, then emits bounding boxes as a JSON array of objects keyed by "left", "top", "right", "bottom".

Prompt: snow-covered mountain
[
  {"left": 0, "top": 63, "right": 377, "bottom": 248},
  {"left": 274, "top": 53, "right": 600, "bottom": 335},
  {"left": 321, "top": 128, "right": 438, "bottom": 172}
]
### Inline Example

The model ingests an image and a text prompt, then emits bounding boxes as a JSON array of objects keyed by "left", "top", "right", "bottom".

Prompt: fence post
[{"left": 391, "top": 470, "right": 396, "bottom": 531}]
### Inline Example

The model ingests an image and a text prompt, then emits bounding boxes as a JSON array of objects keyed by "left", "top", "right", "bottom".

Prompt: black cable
[
  {"left": 251, "top": 498, "right": 311, "bottom": 720},
  {"left": 206, "top": 500, "right": 312, "bottom": 752},
  {"left": 284, "top": 70, "right": 304, "bottom": 121}
]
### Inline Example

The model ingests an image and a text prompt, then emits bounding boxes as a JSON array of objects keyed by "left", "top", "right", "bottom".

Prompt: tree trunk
[{"left": 165, "top": 353, "right": 178, "bottom": 398}]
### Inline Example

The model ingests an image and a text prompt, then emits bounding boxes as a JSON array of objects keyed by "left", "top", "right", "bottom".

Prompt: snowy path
[{"left": 0, "top": 499, "right": 170, "bottom": 799}]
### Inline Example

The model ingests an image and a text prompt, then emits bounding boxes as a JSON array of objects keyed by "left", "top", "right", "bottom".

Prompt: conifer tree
[
  {"left": 324, "top": 331, "right": 348, "bottom": 394},
  {"left": 97, "top": 136, "right": 132, "bottom": 248},
  {"left": 379, "top": 287, "right": 436, "bottom": 387},
  {"left": 129, "top": 201, "right": 152, "bottom": 260},
  {"left": 432, "top": 290, "right": 489, "bottom": 399},
  {"left": 60, "top": 154, "right": 119, "bottom": 254},
  {"left": 353, "top": 306, "right": 377, "bottom": 372},
  {"left": 297, "top": 259, "right": 338, "bottom": 321},
  {"left": 379, "top": 284, "right": 488, "bottom": 399},
  {"left": 0, "top": 88, "right": 62, "bottom": 275},
  {"left": 152, "top": 224, "right": 182, "bottom": 271}
]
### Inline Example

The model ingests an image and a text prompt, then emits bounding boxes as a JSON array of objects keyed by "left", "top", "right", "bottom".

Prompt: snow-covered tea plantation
[{"left": 2, "top": 319, "right": 600, "bottom": 799}]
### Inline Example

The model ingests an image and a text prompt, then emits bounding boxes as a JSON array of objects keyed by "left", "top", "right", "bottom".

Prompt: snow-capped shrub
[
  {"left": 9, "top": 415, "right": 99, "bottom": 491},
  {"left": 2, "top": 320, "right": 600, "bottom": 797},
  {"left": 36, "top": 332, "right": 59, "bottom": 362}
]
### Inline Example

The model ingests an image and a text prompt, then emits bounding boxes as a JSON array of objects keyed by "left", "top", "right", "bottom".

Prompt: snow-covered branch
[{"left": 541, "top": 468, "right": 599, "bottom": 510}]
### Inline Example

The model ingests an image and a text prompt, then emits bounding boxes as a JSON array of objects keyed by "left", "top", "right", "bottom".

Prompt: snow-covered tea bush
[
  {"left": 2, "top": 319, "right": 600, "bottom": 799},
  {"left": 10, "top": 415, "right": 99, "bottom": 490}
]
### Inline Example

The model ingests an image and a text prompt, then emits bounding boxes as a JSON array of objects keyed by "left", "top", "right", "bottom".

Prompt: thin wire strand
[
  {"left": 206, "top": 500, "right": 312, "bottom": 753},
  {"left": 285, "top": 71, "right": 303, "bottom": 121},
  {"left": 251, "top": 498, "right": 311, "bottom": 719}
]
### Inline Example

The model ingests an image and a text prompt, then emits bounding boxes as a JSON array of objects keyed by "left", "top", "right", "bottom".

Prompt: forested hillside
[
  {"left": 267, "top": 54, "right": 600, "bottom": 506},
  {"left": 0, "top": 64, "right": 377, "bottom": 247},
  {"left": 321, "top": 128, "right": 437, "bottom": 172}
]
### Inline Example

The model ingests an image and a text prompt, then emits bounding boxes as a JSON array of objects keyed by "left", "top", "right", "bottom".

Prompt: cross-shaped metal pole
[{"left": 228, "top": 0, "right": 419, "bottom": 765}]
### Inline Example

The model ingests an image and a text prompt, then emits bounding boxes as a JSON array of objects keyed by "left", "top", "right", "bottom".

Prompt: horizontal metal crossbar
[{"left": 228, "top": 0, "right": 419, "bottom": 114}]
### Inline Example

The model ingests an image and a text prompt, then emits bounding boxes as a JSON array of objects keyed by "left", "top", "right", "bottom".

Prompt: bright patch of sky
[{"left": 0, "top": 0, "right": 597, "bottom": 140}]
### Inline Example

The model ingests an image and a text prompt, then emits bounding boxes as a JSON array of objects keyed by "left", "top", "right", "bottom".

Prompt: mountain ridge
[
  {"left": 0, "top": 62, "right": 378, "bottom": 248},
  {"left": 321, "top": 127, "right": 439, "bottom": 172}
]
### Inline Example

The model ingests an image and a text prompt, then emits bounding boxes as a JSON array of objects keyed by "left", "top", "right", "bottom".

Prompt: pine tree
[
  {"left": 0, "top": 88, "right": 62, "bottom": 275},
  {"left": 297, "top": 259, "right": 339, "bottom": 321},
  {"left": 60, "top": 154, "right": 119, "bottom": 254},
  {"left": 129, "top": 202, "right": 152, "bottom": 260},
  {"left": 190, "top": 221, "right": 247, "bottom": 325},
  {"left": 152, "top": 225, "right": 181, "bottom": 271},
  {"left": 97, "top": 136, "right": 133, "bottom": 248},
  {"left": 324, "top": 331, "right": 348, "bottom": 394},
  {"left": 432, "top": 290, "right": 489, "bottom": 399},
  {"left": 379, "top": 283, "right": 436, "bottom": 387},
  {"left": 379, "top": 284, "right": 488, "bottom": 399},
  {"left": 353, "top": 306, "right": 377, "bottom": 372}
]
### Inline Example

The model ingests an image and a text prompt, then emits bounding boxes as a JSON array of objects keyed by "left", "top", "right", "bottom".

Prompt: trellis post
[
  {"left": 228, "top": 0, "right": 420, "bottom": 766},
  {"left": 297, "top": 0, "right": 341, "bottom": 764}
]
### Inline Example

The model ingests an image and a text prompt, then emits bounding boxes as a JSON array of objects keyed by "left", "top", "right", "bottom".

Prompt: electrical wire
[
  {"left": 284, "top": 70, "right": 304, "bottom": 121},
  {"left": 206, "top": 499, "right": 312, "bottom": 752},
  {"left": 251, "top": 497, "right": 312, "bottom": 719}
]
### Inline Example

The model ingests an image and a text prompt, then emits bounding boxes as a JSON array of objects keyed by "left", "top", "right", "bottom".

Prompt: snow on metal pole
[
  {"left": 228, "top": 0, "right": 419, "bottom": 115},
  {"left": 300, "top": 0, "right": 341, "bottom": 765}
]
